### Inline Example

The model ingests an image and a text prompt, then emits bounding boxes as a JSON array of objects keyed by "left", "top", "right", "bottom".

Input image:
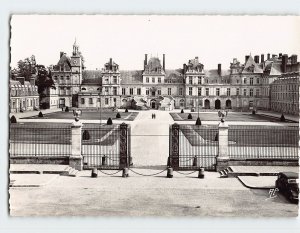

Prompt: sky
[{"left": 10, "top": 15, "right": 300, "bottom": 70}]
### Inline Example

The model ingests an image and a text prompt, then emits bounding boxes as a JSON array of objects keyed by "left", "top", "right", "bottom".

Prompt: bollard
[
  {"left": 192, "top": 156, "right": 198, "bottom": 167},
  {"left": 167, "top": 167, "right": 173, "bottom": 178},
  {"left": 91, "top": 168, "right": 98, "bottom": 178},
  {"left": 122, "top": 167, "right": 129, "bottom": 178},
  {"left": 167, "top": 157, "right": 171, "bottom": 167},
  {"left": 198, "top": 168, "right": 205, "bottom": 179},
  {"left": 102, "top": 155, "right": 107, "bottom": 166}
]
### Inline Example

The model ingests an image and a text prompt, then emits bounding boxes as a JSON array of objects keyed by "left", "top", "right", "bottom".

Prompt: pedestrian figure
[
  {"left": 154, "top": 113, "right": 156, "bottom": 119},
  {"left": 151, "top": 113, "right": 154, "bottom": 119},
  {"left": 225, "top": 110, "right": 228, "bottom": 116}
]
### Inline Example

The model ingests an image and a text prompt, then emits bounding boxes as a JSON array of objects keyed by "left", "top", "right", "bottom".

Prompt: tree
[
  {"left": 17, "top": 55, "right": 36, "bottom": 81},
  {"left": 181, "top": 109, "right": 184, "bottom": 113},
  {"left": 116, "top": 112, "right": 121, "bottom": 118},
  {"left": 10, "top": 115, "right": 17, "bottom": 123},
  {"left": 35, "top": 65, "right": 55, "bottom": 94},
  {"left": 107, "top": 118, "right": 113, "bottom": 125},
  {"left": 188, "top": 113, "right": 193, "bottom": 119}
]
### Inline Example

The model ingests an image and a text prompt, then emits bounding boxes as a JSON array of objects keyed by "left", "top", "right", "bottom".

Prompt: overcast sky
[{"left": 10, "top": 15, "right": 300, "bottom": 70}]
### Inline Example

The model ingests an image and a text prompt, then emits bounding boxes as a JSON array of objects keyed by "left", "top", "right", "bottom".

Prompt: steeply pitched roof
[
  {"left": 242, "top": 55, "right": 263, "bottom": 74},
  {"left": 204, "top": 69, "right": 230, "bottom": 78},
  {"left": 120, "top": 70, "right": 143, "bottom": 84},
  {"left": 82, "top": 70, "right": 103, "bottom": 85}
]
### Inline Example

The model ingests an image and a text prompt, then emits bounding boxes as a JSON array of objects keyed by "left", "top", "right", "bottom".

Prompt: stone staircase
[{"left": 218, "top": 167, "right": 233, "bottom": 178}]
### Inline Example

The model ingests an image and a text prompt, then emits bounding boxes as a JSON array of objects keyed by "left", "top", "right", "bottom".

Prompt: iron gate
[
  {"left": 169, "top": 124, "right": 218, "bottom": 171},
  {"left": 82, "top": 123, "right": 131, "bottom": 170}
]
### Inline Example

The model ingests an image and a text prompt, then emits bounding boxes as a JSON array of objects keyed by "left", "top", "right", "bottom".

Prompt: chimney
[
  {"left": 245, "top": 55, "right": 250, "bottom": 63},
  {"left": 261, "top": 54, "right": 264, "bottom": 63},
  {"left": 279, "top": 53, "right": 282, "bottom": 58},
  {"left": 163, "top": 54, "right": 165, "bottom": 71},
  {"left": 291, "top": 55, "right": 298, "bottom": 64},
  {"left": 282, "top": 54, "right": 288, "bottom": 73},
  {"left": 272, "top": 54, "right": 276, "bottom": 58},
  {"left": 110, "top": 58, "right": 112, "bottom": 65},
  {"left": 16, "top": 77, "right": 25, "bottom": 85},
  {"left": 145, "top": 54, "right": 148, "bottom": 66},
  {"left": 254, "top": 55, "right": 259, "bottom": 64},
  {"left": 30, "top": 78, "right": 35, "bottom": 86},
  {"left": 218, "top": 64, "right": 221, "bottom": 76},
  {"left": 60, "top": 52, "right": 64, "bottom": 58},
  {"left": 267, "top": 53, "right": 270, "bottom": 60}
]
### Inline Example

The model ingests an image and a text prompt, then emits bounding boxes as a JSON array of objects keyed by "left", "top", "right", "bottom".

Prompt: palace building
[{"left": 49, "top": 41, "right": 300, "bottom": 115}]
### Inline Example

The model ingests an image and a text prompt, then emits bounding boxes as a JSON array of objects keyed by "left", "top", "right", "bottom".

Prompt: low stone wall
[
  {"left": 228, "top": 159, "right": 299, "bottom": 167},
  {"left": 10, "top": 156, "right": 69, "bottom": 165}
]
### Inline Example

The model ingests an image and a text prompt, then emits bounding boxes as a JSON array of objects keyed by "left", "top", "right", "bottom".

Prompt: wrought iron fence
[
  {"left": 9, "top": 123, "right": 71, "bottom": 157},
  {"left": 169, "top": 124, "right": 218, "bottom": 170},
  {"left": 82, "top": 123, "right": 131, "bottom": 169},
  {"left": 228, "top": 125, "right": 299, "bottom": 159}
]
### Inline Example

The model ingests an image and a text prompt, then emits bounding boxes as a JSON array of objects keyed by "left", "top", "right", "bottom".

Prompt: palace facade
[{"left": 49, "top": 41, "right": 300, "bottom": 114}]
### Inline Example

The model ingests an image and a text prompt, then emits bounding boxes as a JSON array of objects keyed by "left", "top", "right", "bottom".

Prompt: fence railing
[
  {"left": 169, "top": 124, "right": 219, "bottom": 170},
  {"left": 82, "top": 123, "right": 131, "bottom": 170},
  {"left": 228, "top": 125, "right": 299, "bottom": 159},
  {"left": 9, "top": 123, "right": 71, "bottom": 157}
]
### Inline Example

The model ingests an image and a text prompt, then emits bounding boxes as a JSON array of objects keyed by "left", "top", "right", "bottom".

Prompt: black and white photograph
[{"left": 8, "top": 14, "right": 299, "bottom": 218}]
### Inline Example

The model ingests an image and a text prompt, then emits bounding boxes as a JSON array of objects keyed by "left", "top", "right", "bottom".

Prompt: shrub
[
  {"left": 65, "top": 106, "right": 69, "bottom": 112},
  {"left": 116, "top": 112, "right": 121, "bottom": 118},
  {"left": 280, "top": 114, "right": 286, "bottom": 122},
  {"left": 125, "top": 108, "right": 128, "bottom": 113},
  {"left": 82, "top": 130, "right": 90, "bottom": 140},
  {"left": 252, "top": 110, "right": 256, "bottom": 115},
  {"left": 38, "top": 111, "right": 43, "bottom": 117},
  {"left": 10, "top": 115, "right": 17, "bottom": 123},
  {"left": 188, "top": 113, "right": 193, "bottom": 119},
  {"left": 191, "top": 108, "right": 195, "bottom": 112},
  {"left": 181, "top": 109, "right": 184, "bottom": 114},
  {"left": 107, "top": 117, "right": 113, "bottom": 125},
  {"left": 195, "top": 117, "right": 201, "bottom": 126}
]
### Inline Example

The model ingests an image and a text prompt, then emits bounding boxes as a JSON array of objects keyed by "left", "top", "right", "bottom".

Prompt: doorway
[{"left": 215, "top": 99, "right": 221, "bottom": 109}]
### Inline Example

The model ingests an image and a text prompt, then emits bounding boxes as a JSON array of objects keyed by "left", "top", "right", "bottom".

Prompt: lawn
[
  {"left": 23, "top": 110, "right": 139, "bottom": 121},
  {"left": 170, "top": 112, "right": 297, "bottom": 123},
  {"left": 9, "top": 122, "right": 118, "bottom": 145}
]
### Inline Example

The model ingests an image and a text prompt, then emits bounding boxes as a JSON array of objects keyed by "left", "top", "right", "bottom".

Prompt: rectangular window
[
  {"left": 122, "top": 88, "right": 126, "bottom": 95},
  {"left": 189, "top": 87, "right": 193, "bottom": 96},
  {"left": 152, "top": 77, "right": 155, "bottom": 83},
  {"left": 179, "top": 88, "right": 183, "bottom": 96},
  {"left": 256, "top": 89, "right": 259, "bottom": 96},
  {"left": 198, "top": 77, "right": 202, "bottom": 84},
  {"left": 189, "top": 77, "right": 193, "bottom": 84},
  {"left": 97, "top": 98, "right": 100, "bottom": 102},
  {"left": 137, "top": 88, "right": 141, "bottom": 95},
  {"left": 113, "top": 76, "right": 117, "bottom": 84},
  {"left": 227, "top": 88, "right": 231, "bottom": 96},
  {"left": 113, "top": 87, "right": 117, "bottom": 95},
  {"left": 198, "top": 88, "right": 201, "bottom": 96},
  {"left": 236, "top": 88, "right": 240, "bottom": 96},
  {"left": 158, "top": 90, "right": 161, "bottom": 95},
  {"left": 206, "top": 88, "right": 209, "bottom": 96},
  {"left": 168, "top": 88, "right": 172, "bottom": 95},
  {"left": 105, "top": 98, "right": 109, "bottom": 105},
  {"left": 256, "top": 78, "right": 260, "bottom": 84},
  {"left": 146, "top": 77, "right": 149, "bottom": 83},
  {"left": 244, "top": 78, "right": 247, "bottom": 84},
  {"left": 250, "top": 89, "right": 253, "bottom": 97},
  {"left": 158, "top": 77, "right": 161, "bottom": 83},
  {"left": 244, "top": 89, "right": 247, "bottom": 96},
  {"left": 130, "top": 88, "right": 133, "bottom": 95},
  {"left": 105, "top": 87, "right": 108, "bottom": 93},
  {"left": 81, "top": 98, "right": 85, "bottom": 104},
  {"left": 216, "top": 88, "right": 220, "bottom": 96},
  {"left": 250, "top": 77, "right": 253, "bottom": 85},
  {"left": 146, "top": 89, "right": 149, "bottom": 95},
  {"left": 89, "top": 98, "right": 93, "bottom": 104}
]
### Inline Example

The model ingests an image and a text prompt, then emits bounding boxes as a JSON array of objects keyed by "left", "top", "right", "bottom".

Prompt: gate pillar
[
  {"left": 119, "top": 123, "right": 128, "bottom": 169},
  {"left": 216, "top": 121, "right": 229, "bottom": 171},
  {"left": 170, "top": 123, "right": 180, "bottom": 169},
  {"left": 70, "top": 121, "right": 83, "bottom": 171}
]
